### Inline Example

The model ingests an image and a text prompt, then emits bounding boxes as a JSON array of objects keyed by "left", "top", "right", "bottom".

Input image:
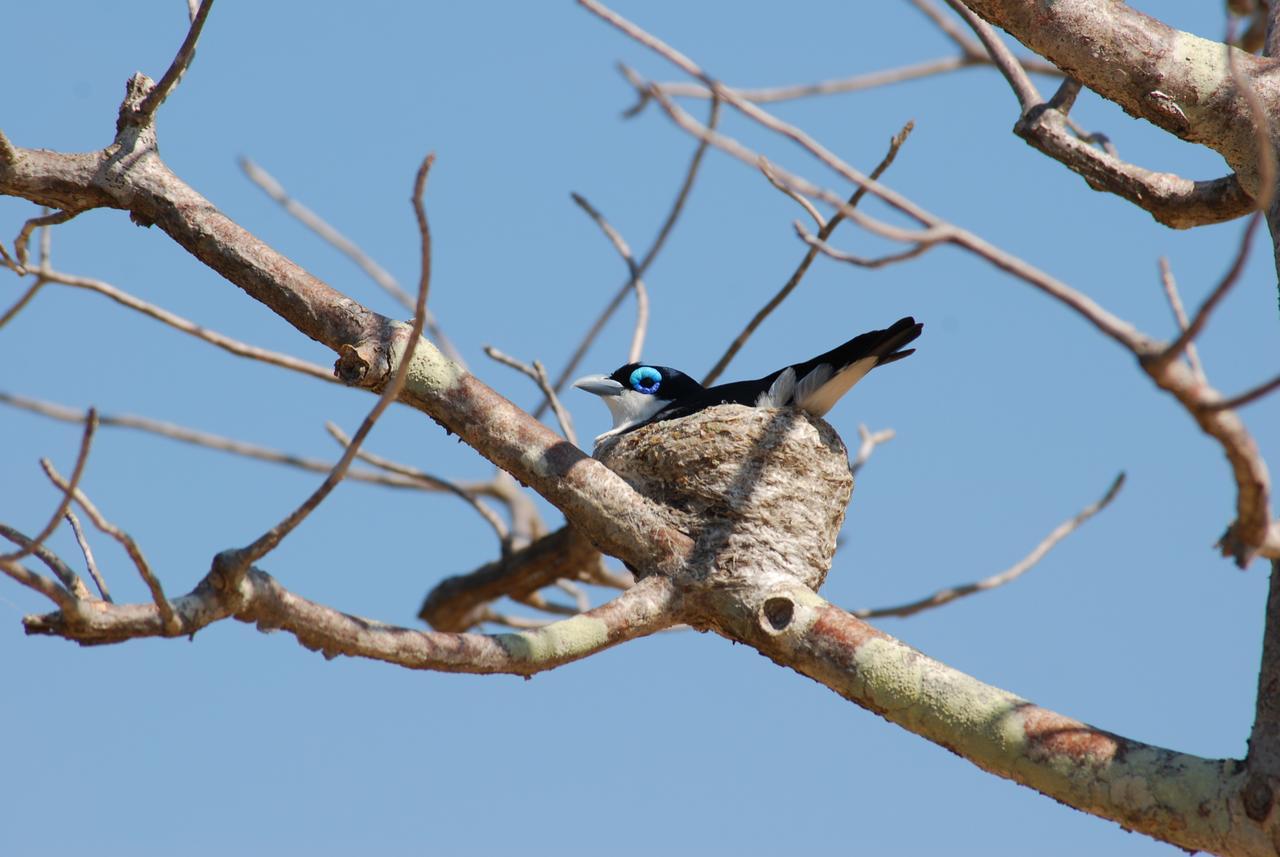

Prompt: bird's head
[{"left": 573, "top": 362, "right": 704, "bottom": 441}]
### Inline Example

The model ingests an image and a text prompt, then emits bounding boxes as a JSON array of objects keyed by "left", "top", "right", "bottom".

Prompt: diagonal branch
[
  {"left": 233, "top": 153, "right": 436, "bottom": 570},
  {"left": 0, "top": 407, "right": 96, "bottom": 565},
  {"left": 240, "top": 157, "right": 464, "bottom": 365},
  {"left": 570, "top": 192, "right": 650, "bottom": 363},
  {"left": 702, "top": 121, "right": 914, "bottom": 385},
  {"left": 854, "top": 472, "right": 1125, "bottom": 619},
  {"left": 136, "top": 0, "right": 215, "bottom": 121},
  {"left": 41, "top": 461, "right": 176, "bottom": 632},
  {"left": 706, "top": 579, "right": 1247, "bottom": 856}
]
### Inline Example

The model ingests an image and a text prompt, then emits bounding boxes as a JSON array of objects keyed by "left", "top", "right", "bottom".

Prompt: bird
[{"left": 573, "top": 316, "right": 922, "bottom": 447}]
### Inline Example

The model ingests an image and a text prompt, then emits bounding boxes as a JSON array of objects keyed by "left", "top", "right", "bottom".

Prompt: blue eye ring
[{"left": 629, "top": 366, "right": 662, "bottom": 394}]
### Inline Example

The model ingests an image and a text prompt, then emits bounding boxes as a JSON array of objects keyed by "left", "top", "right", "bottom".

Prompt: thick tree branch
[
  {"left": 703, "top": 580, "right": 1260, "bottom": 856},
  {"left": 24, "top": 565, "right": 678, "bottom": 676},
  {"left": 420, "top": 526, "right": 601, "bottom": 632},
  {"left": 957, "top": 0, "right": 1270, "bottom": 190}
]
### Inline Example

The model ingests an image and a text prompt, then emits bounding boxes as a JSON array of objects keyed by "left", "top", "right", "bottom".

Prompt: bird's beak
[{"left": 572, "top": 374, "right": 625, "bottom": 397}]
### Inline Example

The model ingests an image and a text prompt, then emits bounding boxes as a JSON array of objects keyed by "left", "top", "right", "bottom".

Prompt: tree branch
[
  {"left": 420, "top": 526, "right": 602, "bottom": 632},
  {"left": 854, "top": 472, "right": 1125, "bottom": 619},
  {"left": 25, "top": 565, "right": 678, "bottom": 676},
  {"left": 707, "top": 580, "right": 1248, "bottom": 856}
]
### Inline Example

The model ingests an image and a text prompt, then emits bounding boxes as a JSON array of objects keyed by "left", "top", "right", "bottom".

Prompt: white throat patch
[{"left": 594, "top": 390, "right": 672, "bottom": 445}]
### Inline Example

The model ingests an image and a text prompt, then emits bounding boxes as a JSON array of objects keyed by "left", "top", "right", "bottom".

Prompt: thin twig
[
  {"left": 944, "top": 0, "right": 1040, "bottom": 111},
  {"left": 0, "top": 524, "right": 89, "bottom": 599},
  {"left": 0, "top": 557, "right": 76, "bottom": 613},
  {"left": 1161, "top": 212, "right": 1261, "bottom": 365},
  {"left": 570, "top": 192, "right": 650, "bottom": 363},
  {"left": 637, "top": 75, "right": 1144, "bottom": 352},
  {"left": 1207, "top": 373, "right": 1280, "bottom": 412},
  {"left": 66, "top": 510, "right": 111, "bottom": 601},
  {"left": 484, "top": 347, "right": 579, "bottom": 446},
  {"left": 38, "top": 267, "right": 337, "bottom": 383},
  {"left": 0, "top": 391, "right": 443, "bottom": 491},
  {"left": 239, "top": 157, "right": 465, "bottom": 365},
  {"left": 1157, "top": 257, "right": 1205, "bottom": 383},
  {"left": 14, "top": 209, "right": 78, "bottom": 271},
  {"left": 538, "top": 94, "right": 721, "bottom": 417},
  {"left": 794, "top": 221, "right": 937, "bottom": 268},
  {"left": 0, "top": 280, "right": 46, "bottom": 330},
  {"left": 323, "top": 421, "right": 510, "bottom": 544},
  {"left": 136, "top": 0, "right": 215, "bottom": 121},
  {"left": 855, "top": 472, "right": 1126, "bottom": 619},
  {"left": 236, "top": 153, "right": 436, "bottom": 566},
  {"left": 0, "top": 408, "right": 97, "bottom": 564},
  {"left": 760, "top": 157, "right": 825, "bottom": 228},
  {"left": 41, "top": 460, "right": 176, "bottom": 631},
  {"left": 849, "top": 425, "right": 896, "bottom": 479},
  {"left": 702, "top": 121, "right": 914, "bottom": 385}
]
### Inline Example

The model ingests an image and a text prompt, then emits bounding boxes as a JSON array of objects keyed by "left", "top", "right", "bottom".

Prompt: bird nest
[{"left": 594, "top": 404, "right": 853, "bottom": 591}]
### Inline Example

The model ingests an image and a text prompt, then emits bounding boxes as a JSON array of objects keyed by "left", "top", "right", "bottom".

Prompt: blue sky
[{"left": 2, "top": 2, "right": 1277, "bottom": 855}]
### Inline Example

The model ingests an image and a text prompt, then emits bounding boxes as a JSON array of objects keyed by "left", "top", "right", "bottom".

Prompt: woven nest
[{"left": 595, "top": 404, "right": 853, "bottom": 591}]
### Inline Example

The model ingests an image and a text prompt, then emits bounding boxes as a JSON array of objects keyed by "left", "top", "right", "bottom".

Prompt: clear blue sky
[{"left": 2, "top": 3, "right": 1276, "bottom": 855}]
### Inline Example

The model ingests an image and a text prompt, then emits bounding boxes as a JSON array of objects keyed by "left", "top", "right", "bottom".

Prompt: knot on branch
[
  {"left": 115, "top": 73, "right": 158, "bottom": 136},
  {"left": 596, "top": 405, "right": 852, "bottom": 591}
]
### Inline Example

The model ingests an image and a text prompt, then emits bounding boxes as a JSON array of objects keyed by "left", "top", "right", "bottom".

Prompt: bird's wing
[{"left": 789, "top": 317, "right": 922, "bottom": 416}]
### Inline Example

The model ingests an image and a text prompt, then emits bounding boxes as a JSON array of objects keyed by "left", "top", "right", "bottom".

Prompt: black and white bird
[{"left": 573, "top": 316, "right": 922, "bottom": 446}]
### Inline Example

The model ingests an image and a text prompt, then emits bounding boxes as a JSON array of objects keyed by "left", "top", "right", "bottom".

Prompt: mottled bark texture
[{"left": 962, "top": 0, "right": 1280, "bottom": 277}]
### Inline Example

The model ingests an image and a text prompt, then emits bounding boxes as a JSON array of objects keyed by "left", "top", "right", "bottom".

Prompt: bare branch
[
  {"left": 945, "top": 0, "right": 1040, "bottom": 110},
  {"left": 323, "top": 420, "right": 510, "bottom": 545},
  {"left": 420, "top": 527, "right": 601, "bottom": 632},
  {"left": 13, "top": 208, "right": 77, "bottom": 271},
  {"left": 26, "top": 565, "right": 679, "bottom": 677},
  {"left": 235, "top": 153, "right": 436, "bottom": 568},
  {"left": 0, "top": 279, "right": 45, "bottom": 330},
  {"left": 0, "top": 408, "right": 96, "bottom": 565},
  {"left": 1157, "top": 257, "right": 1205, "bottom": 384},
  {"left": 66, "top": 511, "right": 110, "bottom": 602},
  {"left": 239, "top": 157, "right": 463, "bottom": 365},
  {"left": 959, "top": 6, "right": 1255, "bottom": 229},
  {"left": 539, "top": 93, "right": 720, "bottom": 417},
  {"left": 0, "top": 524, "right": 89, "bottom": 600},
  {"left": 570, "top": 192, "right": 650, "bottom": 363},
  {"left": 41, "top": 460, "right": 176, "bottom": 632},
  {"left": 794, "top": 220, "right": 937, "bottom": 268},
  {"left": 855, "top": 473, "right": 1125, "bottom": 619},
  {"left": 703, "top": 122, "right": 914, "bottom": 386},
  {"left": 484, "top": 347, "right": 579, "bottom": 447},
  {"left": 0, "top": 391, "right": 447, "bottom": 491},
  {"left": 760, "top": 156, "right": 825, "bottom": 228},
  {"left": 1209, "top": 372, "right": 1280, "bottom": 412},
  {"left": 38, "top": 267, "right": 337, "bottom": 384},
  {"left": 711, "top": 579, "right": 1243, "bottom": 856},
  {"left": 0, "top": 556, "right": 76, "bottom": 613},
  {"left": 135, "top": 0, "right": 215, "bottom": 122},
  {"left": 1160, "top": 213, "right": 1261, "bottom": 366},
  {"left": 849, "top": 425, "right": 896, "bottom": 479}
]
